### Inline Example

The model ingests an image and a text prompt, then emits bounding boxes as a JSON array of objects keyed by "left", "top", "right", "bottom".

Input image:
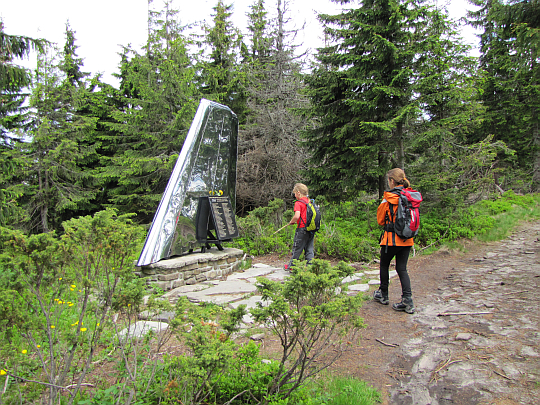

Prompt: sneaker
[
  {"left": 373, "top": 289, "right": 389, "bottom": 305},
  {"left": 392, "top": 298, "right": 415, "bottom": 314}
]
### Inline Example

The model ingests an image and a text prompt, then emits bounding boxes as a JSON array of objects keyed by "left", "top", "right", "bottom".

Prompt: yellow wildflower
[
  {"left": 21, "top": 350, "right": 27, "bottom": 354},
  {"left": 68, "top": 303, "right": 74, "bottom": 307},
  {"left": 80, "top": 328, "right": 87, "bottom": 332},
  {"left": 37, "top": 345, "right": 41, "bottom": 348},
  {"left": 58, "top": 278, "right": 62, "bottom": 281},
  {"left": 97, "top": 323, "right": 100, "bottom": 327},
  {"left": 0, "top": 370, "right": 6, "bottom": 375},
  {"left": 50, "top": 325, "right": 55, "bottom": 329},
  {"left": 71, "top": 284, "right": 76, "bottom": 288},
  {"left": 70, "top": 288, "right": 74, "bottom": 291}
]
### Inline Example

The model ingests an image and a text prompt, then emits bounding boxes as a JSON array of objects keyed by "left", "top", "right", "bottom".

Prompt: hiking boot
[
  {"left": 373, "top": 289, "right": 389, "bottom": 305},
  {"left": 392, "top": 297, "right": 415, "bottom": 314}
]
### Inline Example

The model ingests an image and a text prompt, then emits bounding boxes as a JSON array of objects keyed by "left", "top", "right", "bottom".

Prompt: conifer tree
[
  {"left": 0, "top": 23, "right": 47, "bottom": 226},
  {"left": 103, "top": 1, "right": 199, "bottom": 221},
  {"left": 237, "top": 0, "right": 309, "bottom": 211},
  {"left": 304, "top": 0, "right": 434, "bottom": 200},
  {"left": 408, "top": 5, "right": 486, "bottom": 200},
  {"left": 468, "top": 0, "right": 540, "bottom": 189},
  {"left": 0, "top": 22, "right": 47, "bottom": 144},
  {"left": 200, "top": 0, "right": 247, "bottom": 123},
  {"left": 18, "top": 25, "right": 99, "bottom": 233}
]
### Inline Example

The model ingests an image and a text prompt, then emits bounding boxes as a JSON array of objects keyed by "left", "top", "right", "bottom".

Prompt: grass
[
  {"left": 476, "top": 204, "right": 540, "bottom": 242},
  {"left": 300, "top": 375, "right": 381, "bottom": 405}
]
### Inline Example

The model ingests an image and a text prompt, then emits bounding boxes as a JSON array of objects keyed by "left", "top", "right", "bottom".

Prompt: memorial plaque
[{"left": 209, "top": 196, "right": 239, "bottom": 240}]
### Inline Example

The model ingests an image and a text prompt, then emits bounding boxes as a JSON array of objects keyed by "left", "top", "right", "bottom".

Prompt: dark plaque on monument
[
  {"left": 209, "top": 196, "right": 239, "bottom": 240},
  {"left": 195, "top": 196, "right": 238, "bottom": 252}
]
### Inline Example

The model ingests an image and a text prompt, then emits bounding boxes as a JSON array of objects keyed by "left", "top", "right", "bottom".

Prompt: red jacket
[
  {"left": 377, "top": 187, "right": 414, "bottom": 247},
  {"left": 294, "top": 197, "right": 309, "bottom": 228}
]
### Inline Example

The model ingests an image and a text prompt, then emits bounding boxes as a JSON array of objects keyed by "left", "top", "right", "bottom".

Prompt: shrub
[{"left": 251, "top": 260, "right": 365, "bottom": 404}]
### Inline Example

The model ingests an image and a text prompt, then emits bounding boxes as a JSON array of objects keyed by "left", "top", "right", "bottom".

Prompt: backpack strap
[
  {"left": 294, "top": 199, "right": 308, "bottom": 228},
  {"left": 387, "top": 202, "right": 396, "bottom": 248}
]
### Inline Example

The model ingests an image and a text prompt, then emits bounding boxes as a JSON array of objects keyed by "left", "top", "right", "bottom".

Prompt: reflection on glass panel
[{"left": 137, "top": 99, "right": 238, "bottom": 266}]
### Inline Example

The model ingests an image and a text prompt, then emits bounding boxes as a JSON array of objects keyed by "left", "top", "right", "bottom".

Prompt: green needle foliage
[{"left": 252, "top": 259, "right": 365, "bottom": 404}]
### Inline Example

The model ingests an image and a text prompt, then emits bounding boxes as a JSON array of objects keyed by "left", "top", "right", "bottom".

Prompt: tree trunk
[
  {"left": 532, "top": 107, "right": 540, "bottom": 191},
  {"left": 396, "top": 121, "right": 404, "bottom": 169},
  {"left": 38, "top": 169, "right": 49, "bottom": 233},
  {"left": 378, "top": 152, "right": 386, "bottom": 199}
]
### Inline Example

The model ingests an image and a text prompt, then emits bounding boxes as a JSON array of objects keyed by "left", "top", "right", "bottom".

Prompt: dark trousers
[
  {"left": 289, "top": 228, "right": 314, "bottom": 267},
  {"left": 379, "top": 245, "right": 412, "bottom": 298}
]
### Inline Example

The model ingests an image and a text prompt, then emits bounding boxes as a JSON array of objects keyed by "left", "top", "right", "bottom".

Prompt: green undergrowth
[
  {"left": 0, "top": 219, "right": 372, "bottom": 405},
  {"left": 299, "top": 375, "right": 381, "bottom": 405},
  {"left": 231, "top": 191, "right": 540, "bottom": 262}
]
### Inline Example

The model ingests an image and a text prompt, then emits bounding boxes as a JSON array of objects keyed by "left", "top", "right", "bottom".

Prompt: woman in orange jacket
[{"left": 373, "top": 168, "right": 415, "bottom": 314}]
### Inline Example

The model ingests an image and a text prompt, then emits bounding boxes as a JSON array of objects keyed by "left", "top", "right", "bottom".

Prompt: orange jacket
[{"left": 377, "top": 187, "right": 414, "bottom": 247}]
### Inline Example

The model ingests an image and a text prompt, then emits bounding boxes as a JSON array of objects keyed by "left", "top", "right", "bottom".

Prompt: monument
[{"left": 137, "top": 99, "right": 240, "bottom": 269}]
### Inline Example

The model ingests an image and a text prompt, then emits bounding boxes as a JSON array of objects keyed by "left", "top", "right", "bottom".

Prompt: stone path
[
  {"left": 386, "top": 223, "right": 540, "bottom": 405},
  {"left": 125, "top": 262, "right": 397, "bottom": 338}
]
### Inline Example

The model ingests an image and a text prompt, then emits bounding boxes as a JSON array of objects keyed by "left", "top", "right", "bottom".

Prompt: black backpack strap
[
  {"left": 385, "top": 202, "right": 396, "bottom": 251},
  {"left": 295, "top": 199, "right": 308, "bottom": 228}
]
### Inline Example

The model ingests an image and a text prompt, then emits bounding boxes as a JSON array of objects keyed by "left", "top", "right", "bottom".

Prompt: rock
[
  {"left": 138, "top": 310, "right": 175, "bottom": 322},
  {"left": 250, "top": 333, "right": 265, "bottom": 341},
  {"left": 455, "top": 333, "right": 472, "bottom": 341},
  {"left": 347, "top": 284, "right": 370, "bottom": 292},
  {"left": 118, "top": 321, "right": 168, "bottom": 340},
  {"left": 341, "top": 273, "right": 365, "bottom": 284}
]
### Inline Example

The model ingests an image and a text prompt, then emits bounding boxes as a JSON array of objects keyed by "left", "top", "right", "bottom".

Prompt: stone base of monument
[{"left": 135, "top": 247, "right": 244, "bottom": 292}]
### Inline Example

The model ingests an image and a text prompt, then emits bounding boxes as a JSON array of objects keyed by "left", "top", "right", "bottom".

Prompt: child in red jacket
[{"left": 285, "top": 183, "right": 314, "bottom": 269}]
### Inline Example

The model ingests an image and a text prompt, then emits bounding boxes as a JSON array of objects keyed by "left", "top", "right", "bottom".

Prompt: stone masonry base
[{"left": 134, "top": 248, "right": 244, "bottom": 292}]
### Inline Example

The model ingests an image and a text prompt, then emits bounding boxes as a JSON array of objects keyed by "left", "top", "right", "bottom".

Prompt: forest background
[
  {"left": 1, "top": 0, "right": 539, "bottom": 242},
  {"left": 1, "top": 0, "right": 539, "bottom": 403}
]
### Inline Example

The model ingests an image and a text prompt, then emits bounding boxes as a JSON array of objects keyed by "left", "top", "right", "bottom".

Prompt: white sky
[{"left": 1, "top": 0, "right": 479, "bottom": 87}]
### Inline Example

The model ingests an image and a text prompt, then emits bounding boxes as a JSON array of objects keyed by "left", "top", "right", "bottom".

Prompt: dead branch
[
  {"left": 375, "top": 338, "right": 399, "bottom": 347},
  {"left": 502, "top": 290, "right": 528, "bottom": 295},
  {"left": 437, "top": 312, "right": 492, "bottom": 316}
]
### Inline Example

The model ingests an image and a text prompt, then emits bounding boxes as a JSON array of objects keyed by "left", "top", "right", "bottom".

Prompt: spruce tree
[
  {"left": 409, "top": 5, "right": 486, "bottom": 201},
  {"left": 0, "top": 22, "right": 47, "bottom": 144},
  {"left": 103, "top": 1, "right": 199, "bottom": 221},
  {"left": 304, "top": 0, "right": 433, "bottom": 200},
  {"left": 468, "top": 0, "right": 540, "bottom": 189},
  {"left": 18, "top": 25, "right": 98, "bottom": 233},
  {"left": 200, "top": 0, "right": 247, "bottom": 124},
  {"left": 0, "top": 23, "right": 47, "bottom": 226}
]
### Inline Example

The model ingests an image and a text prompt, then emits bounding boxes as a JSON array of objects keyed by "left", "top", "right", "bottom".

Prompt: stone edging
[{"left": 134, "top": 248, "right": 244, "bottom": 291}]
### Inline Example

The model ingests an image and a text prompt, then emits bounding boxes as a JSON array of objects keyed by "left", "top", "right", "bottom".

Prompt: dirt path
[{"left": 257, "top": 221, "right": 540, "bottom": 404}]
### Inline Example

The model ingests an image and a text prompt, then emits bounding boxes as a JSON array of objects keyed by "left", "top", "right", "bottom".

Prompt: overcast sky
[{"left": 1, "top": 0, "right": 479, "bottom": 87}]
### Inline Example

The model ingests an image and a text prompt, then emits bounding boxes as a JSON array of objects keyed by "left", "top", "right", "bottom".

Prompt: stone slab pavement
[{"left": 126, "top": 261, "right": 399, "bottom": 338}]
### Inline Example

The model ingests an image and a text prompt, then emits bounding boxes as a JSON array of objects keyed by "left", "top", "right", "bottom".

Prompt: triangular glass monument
[{"left": 137, "top": 99, "right": 238, "bottom": 266}]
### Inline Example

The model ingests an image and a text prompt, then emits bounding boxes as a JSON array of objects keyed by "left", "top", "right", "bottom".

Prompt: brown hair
[
  {"left": 387, "top": 168, "right": 411, "bottom": 188},
  {"left": 293, "top": 183, "right": 308, "bottom": 197}
]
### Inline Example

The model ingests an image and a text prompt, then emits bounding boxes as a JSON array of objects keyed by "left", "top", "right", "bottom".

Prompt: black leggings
[{"left": 379, "top": 245, "right": 412, "bottom": 298}]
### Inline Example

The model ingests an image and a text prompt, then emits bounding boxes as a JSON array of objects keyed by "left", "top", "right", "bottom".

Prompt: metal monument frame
[{"left": 137, "top": 99, "right": 238, "bottom": 266}]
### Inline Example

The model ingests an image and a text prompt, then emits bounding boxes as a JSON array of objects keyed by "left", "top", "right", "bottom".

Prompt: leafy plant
[
  {"left": 0, "top": 209, "right": 144, "bottom": 405},
  {"left": 251, "top": 260, "right": 365, "bottom": 404}
]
